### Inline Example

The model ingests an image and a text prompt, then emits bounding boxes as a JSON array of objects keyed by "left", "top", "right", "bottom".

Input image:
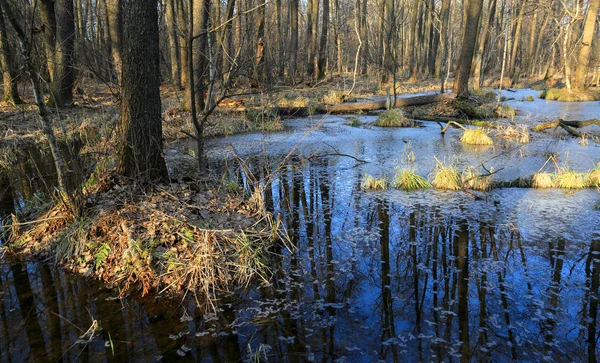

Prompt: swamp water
[{"left": 1, "top": 90, "right": 600, "bottom": 362}]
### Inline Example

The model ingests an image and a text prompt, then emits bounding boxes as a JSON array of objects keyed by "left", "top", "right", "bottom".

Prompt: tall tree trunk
[
  {"left": 317, "top": 0, "right": 329, "bottom": 79},
  {"left": 177, "top": 0, "right": 189, "bottom": 91},
  {"left": 221, "top": 0, "right": 236, "bottom": 81},
  {"left": 408, "top": 0, "right": 419, "bottom": 79},
  {"left": 50, "top": 0, "right": 76, "bottom": 106},
  {"left": 452, "top": 0, "right": 484, "bottom": 97},
  {"left": 508, "top": 0, "right": 526, "bottom": 82},
  {"left": 307, "top": 0, "right": 318, "bottom": 79},
  {"left": 428, "top": 0, "right": 440, "bottom": 76},
  {"left": 473, "top": 0, "right": 497, "bottom": 88},
  {"left": 435, "top": 0, "right": 451, "bottom": 78},
  {"left": 360, "top": 0, "right": 368, "bottom": 75},
  {"left": 39, "top": 0, "right": 57, "bottom": 82},
  {"left": 107, "top": 0, "right": 122, "bottom": 84},
  {"left": 117, "top": 0, "right": 167, "bottom": 182},
  {"left": 573, "top": 0, "right": 600, "bottom": 89},
  {"left": 166, "top": 0, "right": 181, "bottom": 87},
  {"left": 193, "top": 0, "right": 210, "bottom": 111},
  {"left": 275, "top": 0, "right": 284, "bottom": 78},
  {"left": 288, "top": 0, "right": 298, "bottom": 82},
  {"left": 0, "top": 8, "right": 22, "bottom": 104},
  {"left": 254, "top": 0, "right": 266, "bottom": 83}
]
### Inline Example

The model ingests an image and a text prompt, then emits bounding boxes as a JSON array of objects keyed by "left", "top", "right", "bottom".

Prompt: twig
[{"left": 1, "top": 215, "right": 67, "bottom": 229}]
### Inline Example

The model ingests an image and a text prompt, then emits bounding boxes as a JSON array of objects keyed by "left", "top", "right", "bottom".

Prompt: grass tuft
[
  {"left": 345, "top": 116, "right": 361, "bottom": 127},
  {"left": 461, "top": 128, "right": 494, "bottom": 145},
  {"left": 589, "top": 164, "right": 600, "bottom": 187},
  {"left": 494, "top": 104, "right": 516, "bottom": 118},
  {"left": 374, "top": 109, "right": 413, "bottom": 127},
  {"left": 431, "top": 160, "right": 461, "bottom": 190},
  {"left": 361, "top": 174, "right": 388, "bottom": 191},
  {"left": 532, "top": 172, "right": 554, "bottom": 189},
  {"left": 540, "top": 88, "right": 600, "bottom": 102},
  {"left": 554, "top": 169, "right": 589, "bottom": 189},
  {"left": 393, "top": 168, "right": 431, "bottom": 191},
  {"left": 462, "top": 168, "right": 493, "bottom": 191},
  {"left": 495, "top": 125, "right": 530, "bottom": 143}
]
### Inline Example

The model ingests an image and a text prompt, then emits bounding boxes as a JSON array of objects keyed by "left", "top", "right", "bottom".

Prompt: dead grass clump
[
  {"left": 494, "top": 104, "right": 516, "bottom": 118},
  {"left": 495, "top": 125, "right": 530, "bottom": 143},
  {"left": 461, "top": 128, "right": 494, "bottom": 145},
  {"left": 588, "top": 164, "right": 600, "bottom": 186},
  {"left": 321, "top": 91, "right": 357, "bottom": 105},
  {"left": 431, "top": 159, "right": 461, "bottom": 190},
  {"left": 554, "top": 169, "right": 589, "bottom": 189},
  {"left": 540, "top": 88, "right": 600, "bottom": 102},
  {"left": 532, "top": 172, "right": 554, "bottom": 189},
  {"left": 361, "top": 174, "right": 388, "bottom": 191},
  {"left": 393, "top": 168, "right": 431, "bottom": 191},
  {"left": 7, "top": 179, "right": 287, "bottom": 310},
  {"left": 374, "top": 109, "right": 413, "bottom": 127},
  {"left": 462, "top": 168, "right": 493, "bottom": 191},
  {"left": 471, "top": 89, "right": 497, "bottom": 104},
  {"left": 345, "top": 116, "right": 361, "bottom": 127}
]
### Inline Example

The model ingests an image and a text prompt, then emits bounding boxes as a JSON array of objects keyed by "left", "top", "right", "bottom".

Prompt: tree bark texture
[
  {"left": 452, "top": 0, "right": 484, "bottom": 97},
  {"left": 117, "top": 0, "right": 167, "bottom": 182}
]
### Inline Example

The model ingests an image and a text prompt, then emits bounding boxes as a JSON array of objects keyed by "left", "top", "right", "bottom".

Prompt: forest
[{"left": 0, "top": 0, "right": 599, "bottom": 361}]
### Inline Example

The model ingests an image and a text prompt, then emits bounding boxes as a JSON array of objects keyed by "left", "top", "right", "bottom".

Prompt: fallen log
[
  {"left": 223, "top": 93, "right": 457, "bottom": 116},
  {"left": 317, "top": 93, "right": 456, "bottom": 113},
  {"left": 531, "top": 119, "right": 600, "bottom": 135}
]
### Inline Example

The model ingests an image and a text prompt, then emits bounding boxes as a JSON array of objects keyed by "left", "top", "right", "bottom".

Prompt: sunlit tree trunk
[
  {"left": 166, "top": 0, "right": 181, "bottom": 87},
  {"left": 288, "top": 0, "right": 298, "bottom": 82},
  {"left": 452, "top": 0, "right": 484, "bottom": 97},
  {"left": 39, "top": 0, "right": 57, "bottom": 82},
  {"left": 177, "top": 0, "right": 190, "bottom": 91},
  {"left": 107, "top": 0, "right": 122, "bottom": 84},
  {"left": 316, "top": 0, "right": 328, "bottom": 79},
  {"left": 50, "top": 0, "right": 76, "bottom": 106},
  {"left": 574, "top": 0, "right": 600, "bottom": 89},
  {"left": 435, "top": 0, "right": 451, "bottom": 79},
  {"left": 117, "top": 0, "right": 167, "bottom": 182},
  {"left": 473, "top": 0, "right": 497, "bottom": 88},
  {"left": 508, "top": 0, "right": 526, "bottom": 83}
]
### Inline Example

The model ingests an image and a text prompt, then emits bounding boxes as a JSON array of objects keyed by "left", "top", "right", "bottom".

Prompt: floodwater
[{"left": 1, "top": 89, "right": 600, "bottom": 362}]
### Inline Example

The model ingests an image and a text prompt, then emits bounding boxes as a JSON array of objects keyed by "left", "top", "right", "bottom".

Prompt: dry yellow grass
[
  {"left": 431, "top": 160, "right": 461, "bottom": 190},
  {"left": 532, "top": 172, "right": 554, "bottom": 189},
  {"left": 589, "top": 165, "right": 600, "bottom": 186},
  {"left": 495, "top": 125, "right": 530, "bottom": 143},
  {"left": 462, "top": 168, "right": 493, "bottom": 191},
  {"left": 361, "top": 174, "right": 388, "bottom": 191},
  {"left": 460, "top": 128, "right": 494, "bottom": 145},
  {"left": 393, "top": 168, "right": 431, "bottom": 191},
  {"left": 374, "top": 109, "right": 413, "bottom": 127},
  {"left": 554, "top": 169, "right": 589, "bottom": 189}
]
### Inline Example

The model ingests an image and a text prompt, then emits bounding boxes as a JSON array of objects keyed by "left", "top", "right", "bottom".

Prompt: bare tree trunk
[
  {"left": 288, "top": 0, "right": 298, "bottom": 82},
  {"left": 0, "top": 8, "right": 22, "bottom": 104},
  {"left": 435, "top": 0, "right": 451, "bottom": 79},
  {"left": 574, "top": 0, "right": 600, "bottom": 89},
  {"left": 254, "top": 0, "right": 266, "bottom": 83},
  {"left": 408, "top": 0, "right": 419, "bottom": 79},
  {"left": 452, "top": 0, "right": 484, "bottom": 97},
  {"left": 221, "top": 0, "right": 236, "bottom": 82},
  {"left": 317, "top": 0, "right": 329, "bottom": 79},
  {"left": 166, "top": 0, "right": 181, "bottom": 87},
  {"left": 508, "top": 0, "right": 526, "bottom": 83},
  {"left": 360, "top": 0, "right": 368, "bottom": 75},
  {"left": 107, "top": 0, "right": 123, "bottom": 84},
  {"left": 39, "top": 0, "right": 57, "bottom": 82},
  {"left": 50, "top": 0, "right": 76, "bottom": 106},
  {"left": 193, "top": 0, "right": 210, "bottom": 111},
  {"left": 117, "top": 0, "right": 167, "bottom": 182},
  {"left": 177, "top": 0, "right": 189, "bottom": 91},
  {"left": 473, "top": 0, "right": 497, "bottom": 88},
  {"left": 307, "top": 0, "right": 318, "bottom": 79}
]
